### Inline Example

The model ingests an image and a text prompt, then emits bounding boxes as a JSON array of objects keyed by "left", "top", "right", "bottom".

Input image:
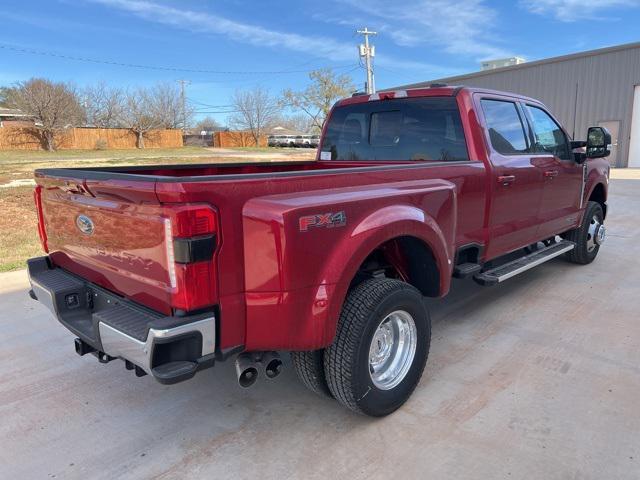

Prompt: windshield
[{"left": 319, "top": 97, "right": 469, "bottom": 162}]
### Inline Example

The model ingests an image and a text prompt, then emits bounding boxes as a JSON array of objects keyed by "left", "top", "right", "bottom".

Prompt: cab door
[
  {"left": 478, "top": 96, "right": 546, "bottom": 259},
  {"left": 521, "top": 104, "right": 583, "bottom": 239}
]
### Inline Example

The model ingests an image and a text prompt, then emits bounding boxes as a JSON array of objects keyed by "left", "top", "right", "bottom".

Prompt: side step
[
  {"left": 474, "top": 240, "right": 575, "bottom": 286},
  {"left": 453, "top": 262, "right": 482, "bottom": 279}
]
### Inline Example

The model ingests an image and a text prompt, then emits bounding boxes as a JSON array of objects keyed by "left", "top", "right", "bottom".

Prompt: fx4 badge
[{"left": 299, "top": 211, "right": 347, "bottom": 232}]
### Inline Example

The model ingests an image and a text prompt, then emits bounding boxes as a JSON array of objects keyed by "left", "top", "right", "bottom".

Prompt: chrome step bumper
[{"left": 27, "top": 256, "right": 216, "bottom": 384}]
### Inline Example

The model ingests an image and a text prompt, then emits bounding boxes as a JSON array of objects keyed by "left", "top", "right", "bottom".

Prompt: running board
[{"left": 474, "top": 241, "right": 575, "bottom": 286}]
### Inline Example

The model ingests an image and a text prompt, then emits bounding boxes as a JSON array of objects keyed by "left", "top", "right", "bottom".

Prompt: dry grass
[
  {"left": 0, "top": 186, "right": 41, "bottom": 272},
  {"left": 0, "top": 146, "right": 315, "bottom": 272}
]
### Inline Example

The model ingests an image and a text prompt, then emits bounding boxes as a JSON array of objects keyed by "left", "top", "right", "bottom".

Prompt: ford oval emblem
[{"left": 76, "top": 214, "right": 95, "bottom": 235}]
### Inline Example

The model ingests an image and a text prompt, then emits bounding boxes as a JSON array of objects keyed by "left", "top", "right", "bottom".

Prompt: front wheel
[
  {"left": 564, "top": 201, "right": 605, "bottom": 264},
  {"left": 324, "top": 279, "right": 430, "bottom": 416}
]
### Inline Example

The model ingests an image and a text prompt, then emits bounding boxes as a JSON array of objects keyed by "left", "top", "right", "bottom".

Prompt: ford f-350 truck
[{"left": 28, "top": 86, "right": 611, "bottom": 416}]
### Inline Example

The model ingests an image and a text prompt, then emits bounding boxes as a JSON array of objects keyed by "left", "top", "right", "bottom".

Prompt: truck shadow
[{"left": 0, "top": 253, "right": 613, "bottom": 478}]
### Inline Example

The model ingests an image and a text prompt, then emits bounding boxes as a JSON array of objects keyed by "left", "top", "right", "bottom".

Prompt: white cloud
[
  {"left": 90, "top": 0, "right": 444, "bottom": 74},
  {"left": 520, "top": 0, "right": 640, "bottom": 21},
  {"left": 92, "top": 0, "right": 352, "bottom": 61},
  {"left": 335, "top": 0, "right": 510, "bottom": 60}
]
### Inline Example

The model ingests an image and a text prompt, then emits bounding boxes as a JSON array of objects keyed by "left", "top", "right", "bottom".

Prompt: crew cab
[{"left": 28, "top": 86, "right": 611, "bottom": 416}]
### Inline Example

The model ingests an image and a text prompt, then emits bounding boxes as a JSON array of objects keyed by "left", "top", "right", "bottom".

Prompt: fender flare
[
  {"left": 319, "top": 204, "right": 455, "bottom": 346},
  {"left": 584, "top": 181, "right": 608, "bottom": 218}
]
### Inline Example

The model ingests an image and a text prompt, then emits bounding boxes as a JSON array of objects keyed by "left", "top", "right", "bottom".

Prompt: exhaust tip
[
  {"left": 235, "top": 353, "right": 259, "bottom": 388},
  {"left": 265, "top": 358, "right": 283, "bottom": 379},
  {"left": 262, "top": 351, "right": 283, "bottom": 379},
  {"left": 238, "top": 366, "right": 259, "bottom": 388}
]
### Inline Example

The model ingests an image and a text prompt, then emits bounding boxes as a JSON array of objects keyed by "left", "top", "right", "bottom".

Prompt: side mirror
[{"left": 586, "top": 126, "right": 612, "bottom": 159}]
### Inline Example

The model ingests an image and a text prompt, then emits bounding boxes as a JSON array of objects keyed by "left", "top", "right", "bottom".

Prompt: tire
[
  {"left": 564, "top": 201, "right": 605, "bottom": 265},
  {"left": 291, "top": 350, "right": 333, "bottom": 398},
  {"left": 324, "top": 278, "right": 430, "bottom": 416}
]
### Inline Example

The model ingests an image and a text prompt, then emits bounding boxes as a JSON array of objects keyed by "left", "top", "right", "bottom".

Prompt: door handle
[
  {"left": 498, "top": 175, "right": 516, "bottom": 185},
  {"left": 544, "top": 170, "right": 559, "bottom": 178}
]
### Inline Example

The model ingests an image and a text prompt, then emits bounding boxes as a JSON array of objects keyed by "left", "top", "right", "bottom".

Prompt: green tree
[{"left": 282, "top": 68, "right": 355, "bottom": 130}]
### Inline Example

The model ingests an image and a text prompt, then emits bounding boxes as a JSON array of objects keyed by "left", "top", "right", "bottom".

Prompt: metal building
[{"left": 398, "top": 42, "right": 640, "bottom": 168}]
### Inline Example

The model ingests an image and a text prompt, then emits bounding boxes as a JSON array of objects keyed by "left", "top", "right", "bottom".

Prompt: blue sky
[{"left": 1, "top": 0, "right": 639, "bottom": 123}]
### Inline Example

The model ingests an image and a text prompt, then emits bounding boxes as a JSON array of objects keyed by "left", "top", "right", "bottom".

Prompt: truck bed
[{"left": 34, "top": 157, "right": 487, "bottom": 351}]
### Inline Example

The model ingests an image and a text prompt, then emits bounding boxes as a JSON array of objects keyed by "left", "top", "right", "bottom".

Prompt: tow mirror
[{"left": 586, "top": 126, "right": 611, "bottom": 159}]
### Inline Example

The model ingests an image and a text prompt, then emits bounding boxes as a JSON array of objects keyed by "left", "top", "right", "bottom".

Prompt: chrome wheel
[
  {"left": 369, "top": 310, "right": 417, "bottom": 390},
  {"left": 586, "top": 215, "right": 605, "bottom": 252}
]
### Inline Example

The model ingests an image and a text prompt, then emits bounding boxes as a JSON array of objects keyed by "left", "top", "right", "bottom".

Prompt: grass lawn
[{"left": 0, "top": 146, "right": 314, "bottom": 272}]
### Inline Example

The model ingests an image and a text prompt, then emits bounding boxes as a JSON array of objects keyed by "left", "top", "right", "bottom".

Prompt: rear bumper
[{"left": 27, "top": 256, "right": 216, "bottom": 385}]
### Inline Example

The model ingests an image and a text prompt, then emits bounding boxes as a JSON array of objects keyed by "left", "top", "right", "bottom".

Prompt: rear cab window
[
  {"left": 480, "top": 99, "right": 529, "bottom": 155},
  {"left": 320, "top": 97, "right": 469, "bottom": 162}
]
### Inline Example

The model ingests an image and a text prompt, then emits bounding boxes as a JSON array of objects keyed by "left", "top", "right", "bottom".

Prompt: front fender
[{"left": 583, "top": 159, "right": 609, "bottom": 218}]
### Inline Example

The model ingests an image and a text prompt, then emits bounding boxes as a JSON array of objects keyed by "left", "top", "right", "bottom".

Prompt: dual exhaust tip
[{"left": 235, "top": 351, "right": 283, "bottom": 388}]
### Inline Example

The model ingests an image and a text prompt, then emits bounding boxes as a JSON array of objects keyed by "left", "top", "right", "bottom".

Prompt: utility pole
[
  {"left": 357, "top": 27, "right": 377, "bottom": 94},
  {"left": 177, "top": 79, "right": 190, "bottom": 132}
]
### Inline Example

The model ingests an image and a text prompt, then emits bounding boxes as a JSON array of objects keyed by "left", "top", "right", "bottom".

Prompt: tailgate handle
[{"left": 61, "top": 181, "right": 90, "bottom": 195}]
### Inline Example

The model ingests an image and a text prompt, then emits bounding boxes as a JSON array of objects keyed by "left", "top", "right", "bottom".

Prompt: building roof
[
  {"left": 266, "top": 126, "right": 305, "bottom": 136},
  {"left": 394, "top": 41, "right": 640, "bottom": 89},
  {"left": 0, "top": 107, "right": 31, "bottom": 118}
]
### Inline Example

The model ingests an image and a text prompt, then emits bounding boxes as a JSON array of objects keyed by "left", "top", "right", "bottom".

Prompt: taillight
[
  {"left": 33, "top": 186, "right": 49, "bottom": 253},
  {"left": 163, "top": 204, "right": 219, "bottom": 313}
]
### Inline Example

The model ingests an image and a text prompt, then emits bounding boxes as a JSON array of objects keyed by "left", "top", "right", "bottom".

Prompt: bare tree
[
  {"left": 229, "top": 87, "right": 280, "bottom": 145},
  {"left": 150, "top": 82, "right": 192, "bottom": 130},
  {"left": 121, "top": 88, "right": 165, "bottom": 148},
  {"left": 6, "top": 78, "right": 85, "bottom": 151},
  {"left": 0, "top": 86, "right": 12, "bottom": 108},
  {"left": 83, "top": 82, "right": 125, "bottom": 128},
  {"left": 194, "top": 116, "right": 220, "bottom": 133},
  {"left": 282, "top": 68, "right": 355, "bottom": 130},
  {"left": 271, "top": 113, "right": 316, "bottom": 134}
]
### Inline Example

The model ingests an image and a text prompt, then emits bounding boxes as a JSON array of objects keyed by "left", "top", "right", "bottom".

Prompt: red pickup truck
[{"left": 28, "top": 86, "right": 611, "bottom": 416}]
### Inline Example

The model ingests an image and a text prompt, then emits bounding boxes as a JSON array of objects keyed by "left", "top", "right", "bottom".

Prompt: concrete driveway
[{"left": 1, "top": 176, "right": 639, "bottom": 479}]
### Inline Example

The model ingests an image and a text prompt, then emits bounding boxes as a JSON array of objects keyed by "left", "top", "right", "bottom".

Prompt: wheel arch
[
  {"left": 588, "top": 182, "right": 607, "bottom": 219},
  {"left": 351, "top": 235, "right": 442, "bottom": 297},
  {"left": 320, "top": 212, "right": 453, "bottom": 349}
]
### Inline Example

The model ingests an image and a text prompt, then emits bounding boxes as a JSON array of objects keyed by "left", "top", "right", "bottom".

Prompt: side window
[
  {"left": 524, "top": 105, "right": 570, "bottom": 160},
  {"left": 480, "top": 99, "right": 528, "bottom": 155}
]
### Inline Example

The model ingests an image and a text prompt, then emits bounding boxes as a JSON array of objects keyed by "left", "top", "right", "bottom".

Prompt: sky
[{"left": 0, "top": 0, "right": 639, "bottom": 123}]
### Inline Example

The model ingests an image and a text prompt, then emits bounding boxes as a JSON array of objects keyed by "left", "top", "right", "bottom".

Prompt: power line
[
  {"left": 187, "top": 99, "right": 234, "bottom": 108},
  {"left": 0, "top": 43, "right": 357, "bottom": 76},
  {"left": 188, "top": 63, "right": 361, "bottom": 84},
  {"left": 193, "top": 110, "right": 242, "bottom": 114}
]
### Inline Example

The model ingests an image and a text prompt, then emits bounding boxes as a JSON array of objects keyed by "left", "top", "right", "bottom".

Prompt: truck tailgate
[{"left": 36, "top": 175, "right": 174, "bottom": 315}]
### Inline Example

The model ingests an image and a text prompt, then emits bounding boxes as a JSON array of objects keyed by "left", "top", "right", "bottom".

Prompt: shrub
[{"left": 94, "top": 138, "right": 108, "bottom": 150}]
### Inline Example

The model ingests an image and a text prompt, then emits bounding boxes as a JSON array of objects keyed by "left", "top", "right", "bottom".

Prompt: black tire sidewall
[{"left": 352, "top": 287, "right": 430, "bottom": 416}]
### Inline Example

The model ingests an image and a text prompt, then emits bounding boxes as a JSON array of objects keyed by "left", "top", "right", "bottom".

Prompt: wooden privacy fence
[
  {"left": 0, "top": 126, "right": 183, "bottom": 150},
  {"left": 214, "top": 131, "right": 267, "bottom": 148}
]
